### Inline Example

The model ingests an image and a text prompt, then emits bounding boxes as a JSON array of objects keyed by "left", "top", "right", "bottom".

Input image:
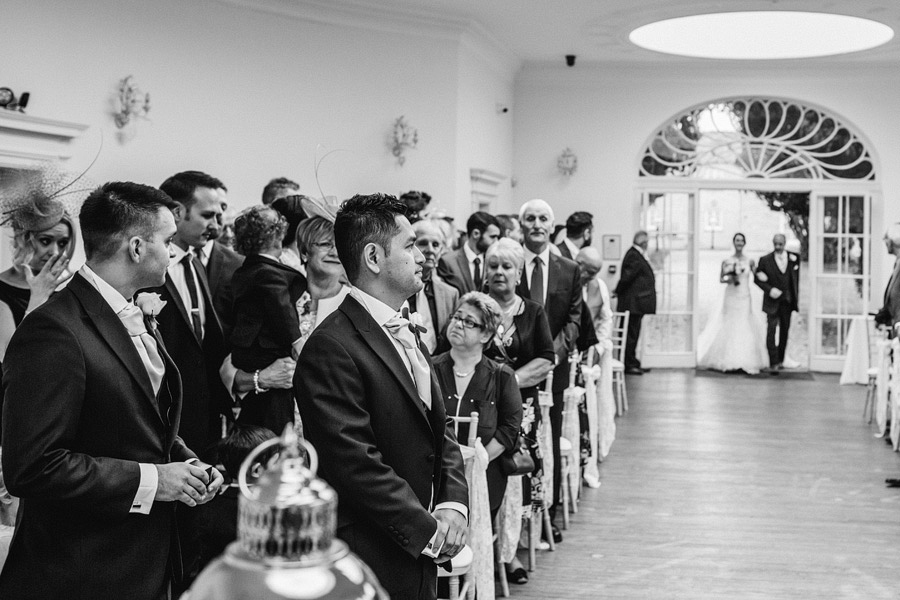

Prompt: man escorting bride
[{"left": 697, "top": 232, "right": 769, "bottom": 374}]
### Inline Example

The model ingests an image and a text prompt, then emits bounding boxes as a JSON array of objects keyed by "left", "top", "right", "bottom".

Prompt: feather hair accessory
[{"left": 0, "top": 158, "right": 97, "bottom": 232}]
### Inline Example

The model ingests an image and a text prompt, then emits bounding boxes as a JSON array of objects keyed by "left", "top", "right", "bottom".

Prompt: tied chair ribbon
[
  {"left": 384, "top": 311, "right": 432, "bottom": 410},
  {"left": 118, "top": 302, "right": 166, "bottom": 397}
]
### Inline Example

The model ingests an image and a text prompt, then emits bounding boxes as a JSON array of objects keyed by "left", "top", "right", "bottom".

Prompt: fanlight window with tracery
[{"left": 639, "top": 98, "right": 875, "bottom": 181}]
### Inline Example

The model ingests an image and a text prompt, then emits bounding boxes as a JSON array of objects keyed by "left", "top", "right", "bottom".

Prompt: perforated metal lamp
[{"left": 186, "top": 427, "right": 388, "bottom": 600}]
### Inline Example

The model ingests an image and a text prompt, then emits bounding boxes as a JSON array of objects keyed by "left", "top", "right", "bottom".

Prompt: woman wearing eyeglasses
[{"left": 433, "top": 292, "right": 523, "bottom": 523}]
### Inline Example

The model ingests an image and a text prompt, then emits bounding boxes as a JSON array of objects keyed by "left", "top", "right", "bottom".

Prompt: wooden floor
[{"left": 510, "top": 370, "right": 900, "bottom": 600}]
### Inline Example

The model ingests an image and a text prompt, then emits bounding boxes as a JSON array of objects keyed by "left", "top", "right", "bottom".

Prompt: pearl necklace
[{"left": 454, "top": 369, "right": 474, "bottom": 378}]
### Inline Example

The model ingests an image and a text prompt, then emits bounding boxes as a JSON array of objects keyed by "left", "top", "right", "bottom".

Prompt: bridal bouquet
[{"left": 722, "top": 259, "right": 744, "bottom": 286}]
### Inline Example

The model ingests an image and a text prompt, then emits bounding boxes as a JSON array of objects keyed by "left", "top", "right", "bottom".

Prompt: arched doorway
[{"left": 635, "top": 97, "right": 880, "bottom": 372}]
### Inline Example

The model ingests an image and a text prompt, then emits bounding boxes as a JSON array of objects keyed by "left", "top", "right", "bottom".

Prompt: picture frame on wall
[{"left": 602, "top": 234, "right": 621, "bottom": 260}]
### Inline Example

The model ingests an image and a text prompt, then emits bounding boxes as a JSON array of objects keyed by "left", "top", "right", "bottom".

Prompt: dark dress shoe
[
  {"left": 886, "top": 478, "right": 900, "bottom": 488},
  {"left": 506, "top": 567, "right": 528, "bottom": 584},
  {"left": 625, "top": 367, "right": 643, "bottom": 375}
]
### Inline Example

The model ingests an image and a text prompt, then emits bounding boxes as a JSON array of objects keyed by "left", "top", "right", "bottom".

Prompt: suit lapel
[
  {"left": 548, "top": 253, "right": 563, "bottom": 296},
  {"left": 341, "top": 296, "right": 431, "bottom": 427},
  {"left": 67, "top": 274, "right": 163, "bottom": 418},
  {"left": 163, "top": 273, "right": 195, "bottom": 342},
  {"left": 455, "top": 250, "right": 475, "bottom": 291}
]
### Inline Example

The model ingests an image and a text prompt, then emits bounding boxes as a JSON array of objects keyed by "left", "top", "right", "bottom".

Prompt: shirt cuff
[{"left": 130, "top": 463, "right": 158, "bottom": 514}]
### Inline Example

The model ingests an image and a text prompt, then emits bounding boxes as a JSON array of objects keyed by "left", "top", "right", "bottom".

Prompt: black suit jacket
[
  {"left": 614, "top": 246, "right": 657, "bottom": 315},
  {"left": 437, "top": 248, "right": 477, "bottom": 294},
  {"left": 754, "top": 252, "right": 800, "bottom": 315},
  {"left": 557, "top": 241, "right": 573, "bottom": 260},
  {"left": 149, "top": 258, "right": 230, "bottom": 460},
  {"left": 205, "top": 241, "right": 243, "bottom": 338},
  {"left": 876, "top": 258, "right": 900, "bottom": 327},
  {"left": 516, "top": 252, "right": 583, "bottom": 393},
  {"left": 0, "top": 273, "right": 194, "bottom": 600},
  {"left": 294, "top": 295, "right": 468, "bottom": 596}
]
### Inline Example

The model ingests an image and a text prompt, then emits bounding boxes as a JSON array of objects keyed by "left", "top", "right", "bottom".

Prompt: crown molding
[
  {"left": 215, "top": 0, "right": 520, "bottom": 76},
  {"left": 0, "top": 111, "right": 89, "bottom": 168}
]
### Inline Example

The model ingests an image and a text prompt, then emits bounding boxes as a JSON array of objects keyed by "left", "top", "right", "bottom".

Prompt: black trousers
[
  {"left": 766, "top": 305, "right": 793, "bottom": 367},
  {"left": 624, "top": 313, "right": 644, "bottom": 369},
  {"left": 549, "top": 392, "right": 563, "bottom": 519}
]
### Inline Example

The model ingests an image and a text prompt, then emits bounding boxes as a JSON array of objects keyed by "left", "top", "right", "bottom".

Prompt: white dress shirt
[
  {"left": 80, "top": 265, "right": 160, "bottom": 515},
  {"left": 523, "top": 245, "right": 552, "bottom": 304},
  {"left": 775, "top": 250, "right": 788, "bottom": 273},
  {"left": 167, "top": 244, "right": 207, "bottom": 338},
  {"left": 348, "top": 286, "right": 467, "bottom": 547}
]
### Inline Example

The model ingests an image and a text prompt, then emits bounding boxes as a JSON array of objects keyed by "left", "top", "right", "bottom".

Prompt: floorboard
[{"left": 509, "top": 370, "right": 900, "bottom": 600}]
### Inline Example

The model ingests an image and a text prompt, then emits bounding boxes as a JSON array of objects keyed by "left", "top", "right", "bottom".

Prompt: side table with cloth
[{"left": 840, "top": 315, "right": 871, "bottom": 385}]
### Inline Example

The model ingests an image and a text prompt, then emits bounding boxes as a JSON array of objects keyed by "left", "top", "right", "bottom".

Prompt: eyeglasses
[
  {"left": 449, "top": 313, "right": 484, "bottom": 330},
  {"left": 311, "top": 240, "right": 335, "bottom": 252}
]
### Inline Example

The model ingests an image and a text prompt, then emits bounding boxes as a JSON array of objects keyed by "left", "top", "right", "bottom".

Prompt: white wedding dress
[{"left": 697, "top": 256, "right": 769, "bottom": 374}]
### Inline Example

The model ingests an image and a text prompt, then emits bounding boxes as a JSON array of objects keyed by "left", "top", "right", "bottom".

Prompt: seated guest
[
  {"left": 261, "top": 177, "right": 300, "bottom": 205},
  {"left": 193, "top": 423, "right": 276, "bottom": 573},
  {"left": 433, "top": 292, "right": 522, "bottom": 518},
  {"left": 230, "top": 206, "right": 306, "bottom": 434},
  {"left": 1, "top": 181, "right": 222, "bottom": 599},
  {"left": 411, "top": 219, "right": 458, "bottom": 354},
  {"left": 437, "top": 212, "right": 502, "bottom": 294}
]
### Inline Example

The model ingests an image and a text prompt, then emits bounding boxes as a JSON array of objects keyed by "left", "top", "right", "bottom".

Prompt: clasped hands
[
  {"left": 430, "top": 508, "right": 467, "bottom": 565},
  {"left": 155, "top": 461, "right": 224, "bottom": 507}
]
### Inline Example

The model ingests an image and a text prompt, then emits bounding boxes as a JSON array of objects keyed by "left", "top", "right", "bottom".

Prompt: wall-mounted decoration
[
  {"left": 602, "top": 234, "right": 621, "bottom": 260},
  {"left": 557, "top": 147, "right": 578, "bottom": 176},
  {"left": 113, "top": 76, "right": 151, "bottom": 129},
  {"left": 0, "top": 87, "right": 30, "bottom": 113},
  {"left": 390, "top": 115, "right": 418, "bottom": 166}
]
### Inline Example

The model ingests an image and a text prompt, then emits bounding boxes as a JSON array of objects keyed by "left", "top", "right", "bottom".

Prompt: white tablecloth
[{"left": 840, "top": 316, "right": 870, "bottom": 385}]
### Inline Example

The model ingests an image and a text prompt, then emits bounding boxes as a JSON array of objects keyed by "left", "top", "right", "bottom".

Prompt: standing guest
[
  {"left": 271, "top": 195, "right": 309, "bottom": 272},
  {"left": 495, "top": 214, "right": 523, "bottom": 244},
  {"left": 614, "top": 230, "right": 656, "bottom": 375},
  {"left": 0, "top": 190, "right": 78, "bottom": 438},
  {"left": 411, "top": 219, "right": 459, "bottom": 354},
  {"left": 437, "top": 211, "right": 501, "bottom": 294},
  {"left": 558, "top": 211, "right": 594, "bottom": 260},
  {"left": 875, "top": 223, "right": 900, "bottom": 331},
  {"left": 230, "top": 206, "right": 306, "bottom": 435},
  {"left": 400, "top": 190, "right": 432, "bottom": 224},
  {"left": 433, "top": 292, "right": 522, "bottom": 517},
  {"left": 155, "top": 171, "right": 231, "bottom": 460},
  {"left": 754, "top": 233, "right": 800, "bottom": 372},
  {"left": 0, "top": 181, "right": 223, "bottom": 600},
  {"left": 482, "top": 238, "right": 554, "bottom": 583},
  {"left": 218, "top": 207, "right": 237, "bottom": 249},
  {"left": 516, "top": 199, "right": 582, "bottom": 541},
  {"left": 295, "top": 194, "right": 468, "bottom": 600},
  {"left": 261, "top": 177, "right": 299, "bottom": 205},
  {"left": 200, "top": 182, "right": 243, "bottom": 338}
]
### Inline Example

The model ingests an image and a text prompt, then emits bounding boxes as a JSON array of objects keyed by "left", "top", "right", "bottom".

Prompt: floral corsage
[{"left": 296, "top": 291, "right": 315, "bottom": 336}]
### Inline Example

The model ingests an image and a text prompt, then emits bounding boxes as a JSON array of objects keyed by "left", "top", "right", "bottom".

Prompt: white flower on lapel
[
  {"left": 135, "top": 292, "right": 167, "bottom": 331},
  {"left": 789, "top": 254, "right": 798, "bottom": 262}
]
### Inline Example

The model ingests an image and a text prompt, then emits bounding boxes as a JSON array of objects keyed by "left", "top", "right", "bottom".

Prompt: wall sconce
[
  {"left": 557, "top": 147, "right": 578, "bottom": 176},
  {"left": 390, "top": 115, "right": 418, "bottom": 166},
  {"left": 114, "top": 75, "right": 151, "bottom": 129}
]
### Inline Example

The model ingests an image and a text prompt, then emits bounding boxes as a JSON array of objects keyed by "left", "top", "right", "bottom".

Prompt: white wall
[
  {"left": 513, "top": 61, "right": 900, "bottom": 290},
  {"left": 2, "top": 0, "right": 517, "bottom": 214}
]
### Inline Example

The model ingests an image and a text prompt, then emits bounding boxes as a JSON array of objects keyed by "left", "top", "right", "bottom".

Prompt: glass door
[
  {"left": 808, "top": 192, "right": 872, "bottom": 372},
  {"left": 639, "top": 191, "right": 697, "bottom": 368}
]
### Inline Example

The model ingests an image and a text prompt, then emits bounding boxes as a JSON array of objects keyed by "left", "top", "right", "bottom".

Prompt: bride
[{"left": 697, "top": 232, "right": 769, "bottom": 374}]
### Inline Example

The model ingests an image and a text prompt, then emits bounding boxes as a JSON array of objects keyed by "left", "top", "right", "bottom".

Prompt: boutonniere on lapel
[
  {"left": 135, "top": 292, "right": 167, "bottom": 331},
  {"left": 296, "top": 291, "right": 315, "bottom": 336},
  {"left": 408, "top": 310, "right": 428, "bottom": 343},
  {"left": 789, "top": 254, "right": 798, "bottom": 263}
]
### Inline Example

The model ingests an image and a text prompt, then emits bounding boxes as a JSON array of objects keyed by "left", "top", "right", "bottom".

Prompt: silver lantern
[{"left": 187, "top": 427, "right": 389, "bottom": 600}]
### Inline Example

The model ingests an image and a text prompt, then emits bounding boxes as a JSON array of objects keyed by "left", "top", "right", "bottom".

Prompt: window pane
[
  {"left": 845, "top": 196, "right": 865, "bottom": 234},
  {"left": 657, "top": 274, "right": 693, "bottom": 313},
  {"left": 642, "top": 314, "right": 693, "bottom": 353},
  {"left": 816, "top": 280, "right": 840, "bottom": 315},
  {"left": 821, "top": 237, "right": 838, "bottom": 273},
  {"left": 822, "top": 196, "right": 839, "bottom": 233},
  {"left": 840, "top": 278, "right": 866, "bottom": 314},
  {"left": 817, "top": 318, "right": 840, "bottom": 355},
  {"left": 842, "top": 237, "right": 864, "bottom": 276}
]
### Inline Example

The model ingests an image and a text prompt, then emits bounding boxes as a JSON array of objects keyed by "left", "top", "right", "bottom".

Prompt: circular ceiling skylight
[{"left": 629, "top": 12, "right": 894, "bottom": 60}]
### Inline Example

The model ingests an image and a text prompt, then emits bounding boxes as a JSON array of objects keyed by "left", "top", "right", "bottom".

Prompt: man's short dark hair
[
  {"left": 271, "top": 195, "right": 309, "bottom": 247},
  {"left": 334, "top": 193, "right": 407, "bottom": 283},
  {"left": 262, "top": 177, "right": 300, "bottom": 205},
  {"left": 80, "top": 182, "right": 177, "bottom": 261},
  {"left": 217, "top": 423, "right": 277, "bottom": 479},
  {"left": 565, "top": 211, "right": 594, "bottom": 238},
  {"left": 159, "top": 171, "right": 225, "bottom": 210},
  {"left": 466, "top": 212, "right": 501, "bottom": 237}
]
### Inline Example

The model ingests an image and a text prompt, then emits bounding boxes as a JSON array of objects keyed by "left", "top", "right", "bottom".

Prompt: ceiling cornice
[{"left": 215, "top": 0, "right": 521, "bottom": 76}]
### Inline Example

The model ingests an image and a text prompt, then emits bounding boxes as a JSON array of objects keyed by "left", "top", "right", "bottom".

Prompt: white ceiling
[{"left": 296, "top": 0, "right": 900, "bottom": 65}]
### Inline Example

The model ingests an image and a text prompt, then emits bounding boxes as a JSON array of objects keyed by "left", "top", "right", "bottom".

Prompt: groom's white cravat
[{"left": 775, "top": 251, "right": 788, "bottom": 273}]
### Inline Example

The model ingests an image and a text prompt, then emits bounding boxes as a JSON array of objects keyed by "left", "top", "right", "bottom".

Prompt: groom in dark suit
[
  {"left": 295, "top": 194, "right": 468, "bottom": 600},
  {"left": 754, "top": 233, "right": 800, "bottom": 371},
  {"left": 0, "top": 182, "right": 222, "bottom": 599}
]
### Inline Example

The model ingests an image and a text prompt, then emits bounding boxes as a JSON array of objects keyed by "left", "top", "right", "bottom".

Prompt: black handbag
[{"left": 501, "top": 436, "right": 535, "bottom": 476}]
